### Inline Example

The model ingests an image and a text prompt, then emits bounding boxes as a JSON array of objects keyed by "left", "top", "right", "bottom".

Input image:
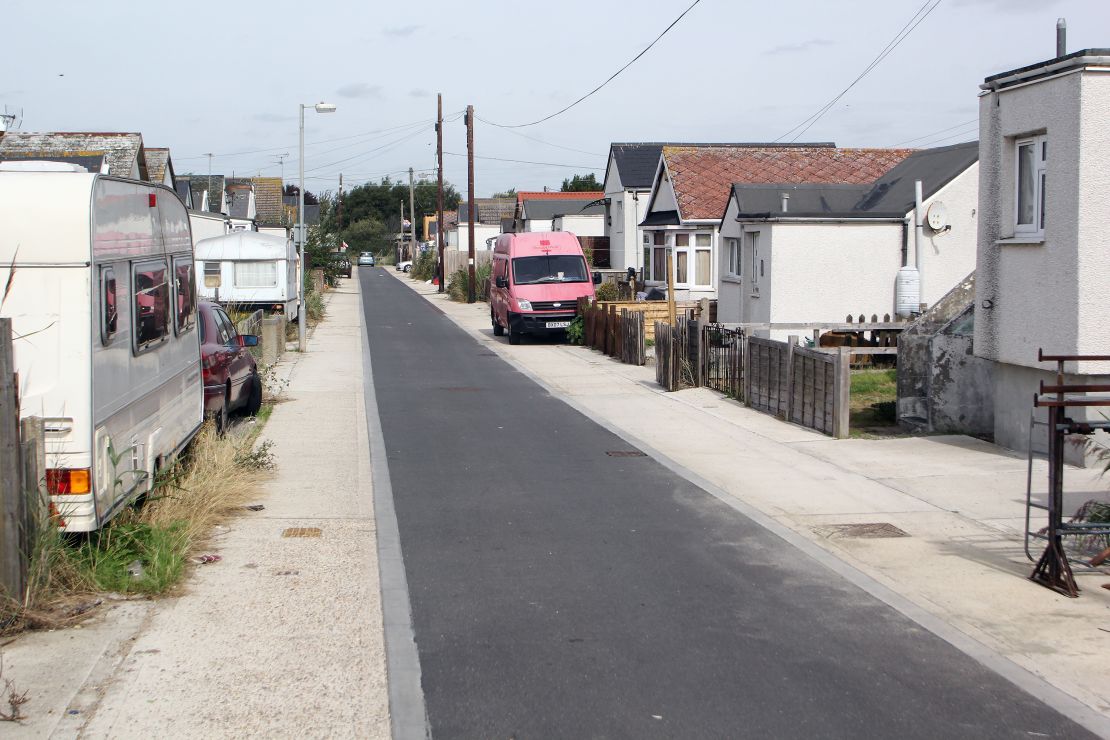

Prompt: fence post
[
  {"left": 833, "top": 346, "right": 851, "bottom": 438},
  {"left": 786, "top": 335, "right": 798, "bottom": 422},
  {"left": 0, "top": 319, "right": 26, "bottom": 600},
  {"left": 743, "top": 333, "right": 753, "bottom": 407},
  {"left": 20, "top": 416, "right": 45, "bottom": 585}
]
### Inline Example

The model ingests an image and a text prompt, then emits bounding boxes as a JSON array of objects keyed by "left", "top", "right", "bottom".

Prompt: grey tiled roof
[
  {"left": 183, "top": 174, "right": 226, "bottom": 213},
  {"left": 521, "top": 198, "right": 604, "bottom": 220},
  {"left": 0, "top": 131, "right": 146, "bottom": 178},
  {"left": 730, "top": 141, "right": 979, "bottom": 219}
]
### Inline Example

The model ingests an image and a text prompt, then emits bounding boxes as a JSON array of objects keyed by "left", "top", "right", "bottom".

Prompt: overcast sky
[{"left": 4, "top": 0, "right": 1107, "bottom": 197}]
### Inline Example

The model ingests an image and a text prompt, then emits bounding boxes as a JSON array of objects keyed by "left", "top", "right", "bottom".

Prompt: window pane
[
  {"left": 175, "top": 260, "right": 195, "bottom": 333},
  {"left": 102, "top": 268, "right": 117, "bottom": 343},
  {"left": 696, "top": 249, "right": 711, "bottom": 285},
  {"left": 676, "top": 251, "right": 688, "bottom": 283},
  {"left": 653, "top": 231, "right": 666, "bottom": 246},
  {"left": 511, "top": 255, "right": 589, "bottom": 285},
  {"left": 653, "top": 248, "right": 667, "bottom": 281},
  {"left": 675, "top": 233, "right": 689, "bottom": 247},
  {"left": 643, "top": 247, "right": 651, "bottom": 277},
  {"left": 695, "top": 233, "right": 711, "bottom": 247},
  {"left": 728, "top": 240, "right": 736, "bottom": 275},
  {"left": 235, "top": 261, "right": 278, "bottom": 287},
  {"left": 1017, "top": 143, "right": 1035, "bottom": 225},
  {"left": 134, "top": 262, "right": 169, "bottom": 349}
]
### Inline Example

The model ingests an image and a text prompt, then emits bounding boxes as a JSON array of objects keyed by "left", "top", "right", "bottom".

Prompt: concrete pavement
[
  {"left": 389, "top": 268, "right": 1110, "bottom": 734},
  {"left": 1, "top": 278, "right": 390, "bottom": 738}
]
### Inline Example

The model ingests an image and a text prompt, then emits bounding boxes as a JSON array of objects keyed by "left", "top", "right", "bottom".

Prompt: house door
[{"left": 741, "top": 229, "right": 768, "bottom": 324}]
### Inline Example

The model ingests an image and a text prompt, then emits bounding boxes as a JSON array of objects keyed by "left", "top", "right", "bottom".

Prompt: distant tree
[
  {"left": 319, "top": 177, "right": 461, "bottom": 240},
  {"left": 283, "top": 183, "right": 319, "bottom": 205},
  {"left": 560, "top": 173, "right": 602, "bottom": 192},
  {"left": 492, "top": 188, "right": 517, "bottom": 199},
  {"left": 340, "top": 217, "right": 391, "bottom": 255}
]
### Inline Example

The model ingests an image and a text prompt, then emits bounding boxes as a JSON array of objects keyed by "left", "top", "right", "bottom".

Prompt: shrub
[
  {"left": 566, "top": 315, "right": 584, "bottom": 345},
  {"left": 595, "top": 281, "right": 618, "bottom": 302},
  {"left": 446, "top": 262, "right": 492, "bottom": 302},
  {"left": 411, "top": 249, "right": 439, "bottom": 281}
]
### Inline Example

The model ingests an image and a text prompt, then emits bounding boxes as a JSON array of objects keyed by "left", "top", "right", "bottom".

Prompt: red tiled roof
[
  {"left": 515, "top": 190, "right": 604, "bottom": 206},
  {"left": 662, "top": 146, "right": 916, "bottom": 221}
]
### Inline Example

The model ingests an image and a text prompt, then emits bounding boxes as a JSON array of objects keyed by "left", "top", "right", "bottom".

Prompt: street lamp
[{"left": 298, "top": 101, "right": 337, "bottom": 352}]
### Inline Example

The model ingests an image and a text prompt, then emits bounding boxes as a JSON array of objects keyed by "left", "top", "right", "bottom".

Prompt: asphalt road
[{"left": 360, "top": 267, "right": 1089, "bottom": 739}]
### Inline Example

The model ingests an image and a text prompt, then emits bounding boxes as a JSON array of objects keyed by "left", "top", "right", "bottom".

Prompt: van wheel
[
  {"left": 244, "top": 372, "right": 263, "bottom": 416},
  {"left": 492, "top": 310, "right": 504, "bottom": 336}
]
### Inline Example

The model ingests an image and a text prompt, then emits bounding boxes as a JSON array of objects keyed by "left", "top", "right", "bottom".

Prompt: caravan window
[
  {"left": 133, "top": 260, "right": 170, "bottom": 352},
  {"left": 174, "top": 257, "right": 196, "bottom": 334},
  {"left": 100, "top": 267, "right": 117, "bottom": 345},
  {"left": 235, "top": 261, "right": 278, "bottom": 288}
]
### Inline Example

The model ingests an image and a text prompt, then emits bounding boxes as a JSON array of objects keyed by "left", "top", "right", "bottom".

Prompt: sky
[{"left": 3, "top": 0, "right": 1108, "bottom": 198}]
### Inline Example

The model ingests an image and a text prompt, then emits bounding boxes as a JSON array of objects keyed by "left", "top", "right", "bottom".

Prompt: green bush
[
  {"left": 411, "top": 249, "right": 439, "bottom": 281},
  {"left": 595, "top": 281, "right": 618, "bottom": 302},
  {"left": 446, "top": 262, "right": 492, "bottom": 302},
  {"left": 566, "top": 315, "right": 584, "bottom": 345}
]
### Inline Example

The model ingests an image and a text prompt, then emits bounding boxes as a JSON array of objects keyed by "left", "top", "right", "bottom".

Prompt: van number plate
[{"left": 546, "top": 321, "right": 571, "bottom": 329}]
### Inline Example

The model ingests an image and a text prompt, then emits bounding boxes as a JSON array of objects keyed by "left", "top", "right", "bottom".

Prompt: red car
[{"left": 198, "top": 301, "right": 262, "bottom": 431}]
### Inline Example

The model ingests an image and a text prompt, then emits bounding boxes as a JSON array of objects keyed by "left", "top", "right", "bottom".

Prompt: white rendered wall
[
  {"left": 455, "top": 223, "right": 500, "bottom": 251},
  {"left": 974, "top": 69, "right": 1092, "bottom": 371},
  {"left": 915, "top": 163, "right": 979, "bottom": 306},
  {"left": 649, "top": 174, "right": 678, "bottom": 215},
  {"left": 555, "top": 214, "right": 604, "bottom": 237},
  {"left": 769, "top": 222, "right": 903, "bottom": 331},
  {"left": 189, "top": 212, "right": 227, "bottom": 245}
]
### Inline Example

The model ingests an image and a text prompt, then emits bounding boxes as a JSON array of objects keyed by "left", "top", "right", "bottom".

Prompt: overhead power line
[
  {"left": 481, "top": 0, "right": 702, "bottom": 129},
  {"left": 774, "top": 0, "right": 944, "bottom": 143},
  {"left": 474, "top": 116, "right": 606, "bottom": 156},
  {"left": 443, "top": 151, "right": 604, "bottom": 171},
  {"left": 889, "top": 118, "right": 977, "bottom": 147}
]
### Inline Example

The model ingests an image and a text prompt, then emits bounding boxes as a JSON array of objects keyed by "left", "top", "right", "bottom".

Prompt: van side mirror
[
  {"left": 495, "top": 276, "right": 509, "bottom": 289},
  {"left": 592, "top": 272, "right": 602, "bottom": 285}
]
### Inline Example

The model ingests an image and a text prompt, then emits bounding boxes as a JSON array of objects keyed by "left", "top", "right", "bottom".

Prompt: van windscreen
[{"left": 512, "top": 255, "right": 588, "bottom": 285}]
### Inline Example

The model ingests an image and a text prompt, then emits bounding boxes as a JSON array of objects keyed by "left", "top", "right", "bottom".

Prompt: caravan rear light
[
  {"left": 46, "top": 468, "right": 91, "bottom": 495},
  {"left": 149, "top": 194, "right": 157, "bottom": 207}
]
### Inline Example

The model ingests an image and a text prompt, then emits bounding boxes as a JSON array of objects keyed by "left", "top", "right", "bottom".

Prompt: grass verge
[
  {"left": 849, "top": 367, "right": 899, "bottom": 436},
  {"left": 3, "top": 418, "right": 273, "bottom": 634}
]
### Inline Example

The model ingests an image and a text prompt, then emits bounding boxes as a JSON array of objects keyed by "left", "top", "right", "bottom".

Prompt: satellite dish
[{"left": 926, "top": 201, "right": 948, "bottom": 231}]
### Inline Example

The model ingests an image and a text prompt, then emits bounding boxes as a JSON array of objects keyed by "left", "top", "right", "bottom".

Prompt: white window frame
[
  {"left": 726, "top": 238, "right": 741, "bottom": 279},
  {"left": 1014, "top": 134, "right": 1046, "bottom": 238}
]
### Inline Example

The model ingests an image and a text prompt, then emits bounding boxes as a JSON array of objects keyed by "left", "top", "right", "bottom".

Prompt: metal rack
[{"left": 1025, "top": 349, "right": 1110, "bottom": 597}]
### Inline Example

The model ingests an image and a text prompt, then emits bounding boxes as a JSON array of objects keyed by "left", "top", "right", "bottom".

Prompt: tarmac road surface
[{"left": 360, "top": 267, "right": 1090, "bottom": 739}]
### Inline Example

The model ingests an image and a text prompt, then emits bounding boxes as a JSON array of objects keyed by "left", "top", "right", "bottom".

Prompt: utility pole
[
  {"left": 338, "top": 173, "right": 344, "bottom": 233},
  {"left": 436, "top": 94, "right": 445, "bottom": 293},
  {"left": 465, "top": 104, "right": 476, "bottom": 303},
  {"left": 400, "top": 200, "right": 406, "bottom": 262},
  {"left": 409, "top": 167, "right": 417, "bottom": 267}
]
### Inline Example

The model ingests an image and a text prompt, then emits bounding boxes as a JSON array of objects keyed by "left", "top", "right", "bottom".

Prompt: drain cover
[
  {"left": 282, "top": 527, "right": 322, "bottom": 538},
  {"left": 814, "top": 523, "right": 909, "bottom": 539},
  {"left": 606, "top": 450, "right": 647, "bottom": 458}
]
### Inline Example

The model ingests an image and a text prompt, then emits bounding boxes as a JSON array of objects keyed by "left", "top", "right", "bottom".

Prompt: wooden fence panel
[{"left": 443, "top": 250, "right": 493, "bottom": 277}]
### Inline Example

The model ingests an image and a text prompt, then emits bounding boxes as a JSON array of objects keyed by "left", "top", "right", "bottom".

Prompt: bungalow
[
  {"left": 253, "top": 177, "right": 290, "bottom": 241},
  {"left": 226, "top": 177, "right": 258, "bottom": 231},
  {"left": 519, "top": 197, "right": 604, "bottom": 235},
  {"left": 642, "top": 144, "right": 914, "bottom": 301},
  {"left": 448, "top": 198, "right": 515, "bottom": 251},
  {"left": 513, "top": 191, "right": 603, "bottom": 232},
  {"left": 144, "top": 147, "right": 177, "bottom": 189},
  {"left": 718, "top": 141, "right": 979, "bottom": 330},
  {"left": 603, "top": 143, "right": 675, "bottom": 272}
]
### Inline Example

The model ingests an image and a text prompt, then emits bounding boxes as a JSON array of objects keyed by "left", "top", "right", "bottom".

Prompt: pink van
[{"left": 489, "top": 231, "right": 600, "bottom": 344}]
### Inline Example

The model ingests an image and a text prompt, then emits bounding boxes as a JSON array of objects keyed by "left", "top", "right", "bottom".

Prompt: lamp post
[{"left": 298, "top": 101, "right": 337, "bottom": 352}]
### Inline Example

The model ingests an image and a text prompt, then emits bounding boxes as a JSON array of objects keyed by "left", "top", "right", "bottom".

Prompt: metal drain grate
[
  {"left": 606, "top": 450, "right": 647, "bottom": 458},
  {"left": 282, "top": 527, "right": 322, "bottom": 538},
  {"left": 814, "top": 522, "right": 909, "bottom": 539}
]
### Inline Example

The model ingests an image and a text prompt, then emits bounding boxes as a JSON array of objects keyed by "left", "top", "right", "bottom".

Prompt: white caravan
[
  {"left": 0, "top": 169, "right": 204, "bottom": 531},
  {"left": 194, "top": 231, "right": 299, "bottom": 318}
]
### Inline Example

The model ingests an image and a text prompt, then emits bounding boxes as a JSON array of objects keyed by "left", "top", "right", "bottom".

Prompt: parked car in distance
[
  {"left": 397, "top": 260, "right": 412, "bottom": 273},
  {"left": 198, "top": 301, "right": 262, "bottom": 432},
  {"left": 330, "top": 252, "right": 352, "bottom": 278},
  {"left": 358, "top": 252, "right": 376, "bottom": 266}
]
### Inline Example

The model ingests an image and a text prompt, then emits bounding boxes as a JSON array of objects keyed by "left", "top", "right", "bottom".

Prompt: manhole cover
[
  {"left": 282, "top": 527, "right": 322, "bottom": 538},
  {"left": 814, "top": 523, "right": 909, "bottom": 539},
  {"left": 606, "top": 450, "right": 647, "bottom": 458}
]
